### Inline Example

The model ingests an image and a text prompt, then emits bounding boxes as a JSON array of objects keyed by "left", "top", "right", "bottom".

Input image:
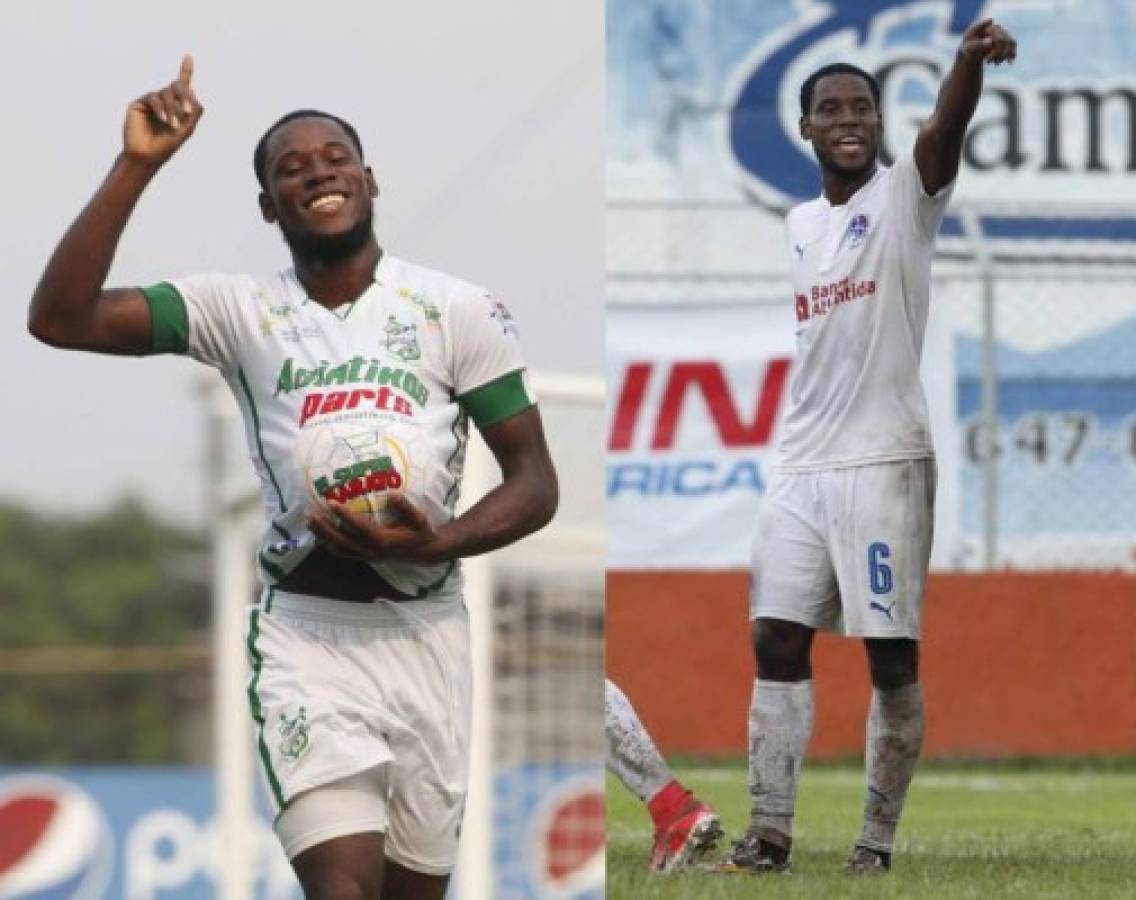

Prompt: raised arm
[
  {"left": 914, "top": 19, "right": 1016, "bottom": 196},
  {"left": 309, "top": 405, "right": 559, "bottom": 564},
  {"left": 28, "top": 56, "right": 204, "bottom": 354}
]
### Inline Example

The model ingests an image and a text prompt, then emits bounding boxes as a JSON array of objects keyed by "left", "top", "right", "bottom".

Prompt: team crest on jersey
[
  {"left": 278, "top": 706, "right": 311, "bottom": 762},
  {"left": 795, "top": 294, "right": 810, "bottom": 323},
  {"left": 397, "top": 287, "right": 441, "bottom": 325},
  {"left": 489, "top": 296, "right": 518, "bottom": 336},
  {"left": 845, "top": 213, "right": 871, "bottom": 248},
  {"left": 385, "top": 316, "right": 421, "bottom": 361}
]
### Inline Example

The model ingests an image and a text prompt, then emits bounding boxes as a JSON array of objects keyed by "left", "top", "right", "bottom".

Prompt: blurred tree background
[{"left": 0, "top": 499, "right": 211, "bottom": 763}]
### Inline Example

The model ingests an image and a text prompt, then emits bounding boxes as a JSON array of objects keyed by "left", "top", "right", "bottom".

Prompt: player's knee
[
  {"left": 754, "top": 621, "right": 811, "bottom": 681},
  {"left": 301, "top": 874, "right": 375, "bottom": 900},
  {"left": 866, "top": 639, "right": 919, "bottom": 689}
]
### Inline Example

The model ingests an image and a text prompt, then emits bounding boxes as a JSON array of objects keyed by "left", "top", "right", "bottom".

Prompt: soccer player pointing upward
[
  {"left": 29, "top": 57, "right": 558, "bottom": 899},
  {"left": 724, "top": 20, "right": 1016, "bottom": 875}
]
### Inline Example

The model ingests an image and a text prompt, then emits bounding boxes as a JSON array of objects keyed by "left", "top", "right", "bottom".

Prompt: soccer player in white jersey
[
  {"left": 722, "top": 20, "right": 1017, "bottom": 876},
  {"left": 28, "top": 58, "right": 558, "bottom": 900},
  {"left": 605, "top": 679, "right": 722, "bottom": 871}
]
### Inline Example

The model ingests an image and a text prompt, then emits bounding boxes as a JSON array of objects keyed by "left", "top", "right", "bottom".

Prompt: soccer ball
[{"left": 294, "top": 418, "right": 428, "bottom": 524}]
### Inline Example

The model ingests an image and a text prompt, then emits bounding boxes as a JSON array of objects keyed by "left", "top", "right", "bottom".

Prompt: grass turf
[{"left": 606, "top": 764, "right": 1136, "bottom": 899}]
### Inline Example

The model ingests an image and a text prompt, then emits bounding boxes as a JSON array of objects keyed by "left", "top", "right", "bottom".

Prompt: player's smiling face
[
  {"left": 258, "top": 116, "right": 378, "bottom": 260},
  {"left": 800, "top": 73, "right": 882, "bottom": 182}
]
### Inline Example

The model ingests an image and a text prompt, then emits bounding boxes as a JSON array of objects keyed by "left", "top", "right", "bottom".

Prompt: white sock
[
  {"left": 858, "top": 683, "right": 925, "bottom": 853},
  {"left": 605, "top": 678, "right": 672, "bottom": 802},
  {"left": 748, "top": 678, "right": 814, "bottom": 843}
]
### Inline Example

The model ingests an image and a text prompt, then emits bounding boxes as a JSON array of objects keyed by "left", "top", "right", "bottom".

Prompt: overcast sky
[{"left": 2, "top": 0, "right": 603, "bottom": 527}]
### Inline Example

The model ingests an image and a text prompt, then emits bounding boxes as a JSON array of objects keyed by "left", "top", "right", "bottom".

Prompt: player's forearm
[
  {"left": 28, "top": 154, "right": 159, "bottom": 344},
  {"left": 431, "top": 467, "right": 558, "bottom": 562},
  {"left": 930, "top": 51, "right": 984, "bottom": 144}
]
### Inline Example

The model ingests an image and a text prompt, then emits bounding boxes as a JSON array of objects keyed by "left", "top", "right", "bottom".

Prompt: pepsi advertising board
[{"left": 0, "top": 769, "right": 300, "bottom": 899}]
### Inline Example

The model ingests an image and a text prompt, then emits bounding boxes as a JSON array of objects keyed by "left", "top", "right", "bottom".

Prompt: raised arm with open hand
[{"left": 28, "top": 56, "right": 204, "bottom": 354}]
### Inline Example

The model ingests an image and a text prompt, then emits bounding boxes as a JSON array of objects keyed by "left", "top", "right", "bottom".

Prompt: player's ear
[
  {"left": 365, "top": 167, "right": 379, "bottom": 199},
  {"left": 799, "top": 115, "right": 812, "bottom": 141},
  {"left": 259, "top": 191, "right": 277, "bottom": 224}
]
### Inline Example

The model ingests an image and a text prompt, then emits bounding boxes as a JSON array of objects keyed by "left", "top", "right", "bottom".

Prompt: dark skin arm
[
  {"left": 27, "top": 56, "right": 204, "bottom": 353},
  {"left": 914, "top": 18, "right": 1016, "bottom": 196},
  {"left": 309, "top": 405, "right": 558, "bottom": 563}
]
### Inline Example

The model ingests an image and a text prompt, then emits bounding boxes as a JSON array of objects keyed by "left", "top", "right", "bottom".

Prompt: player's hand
[
  {"left": 123, "top": 55, "right": 204, "bottom": 168},
  {"left": 308, "top": 494, "right": 451, "bottom": 564},
  {"left": 959, "top": 18, "right": 1017, "bottom": 65}
]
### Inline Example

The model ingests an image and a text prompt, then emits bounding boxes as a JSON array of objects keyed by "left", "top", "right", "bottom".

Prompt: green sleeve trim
[
  {"left": 141, "top": 282, "right": 189, "bottom": 355},
  {"left": 458, "top": 369, "right": 533, "bottom": 429}
]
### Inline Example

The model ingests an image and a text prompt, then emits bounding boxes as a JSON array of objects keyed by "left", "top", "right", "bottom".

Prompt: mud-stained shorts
[
  {"left": 245, "top": 589, "right": 471, "bottom": 874},
  {"left": 750, "top": 459, "right": 935, "bottom": 639}
]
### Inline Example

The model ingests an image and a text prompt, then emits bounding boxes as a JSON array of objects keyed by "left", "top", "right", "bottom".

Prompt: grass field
[{"left": 607, "top": 763, "right": 1136, "bottom": 899}]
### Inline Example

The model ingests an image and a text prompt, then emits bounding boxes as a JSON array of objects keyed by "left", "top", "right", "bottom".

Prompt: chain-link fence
[{"left": 607, "top": 198, "right": 1136, "bottom": 573}]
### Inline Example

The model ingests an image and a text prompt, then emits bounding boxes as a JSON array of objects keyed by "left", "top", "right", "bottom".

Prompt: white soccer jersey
[
  {"left": 777, "top": 151, "right": 953, "bottom": 471},
  {"left": 142, "top": 253, "right": 535, "bottom": 598}
]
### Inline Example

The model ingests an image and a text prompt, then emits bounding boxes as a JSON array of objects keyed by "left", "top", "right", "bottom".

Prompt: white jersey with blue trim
[
  {"left": 777, "top": 151, "right": 953, "bottom": 472},
  {"left": 143, "top": 252, "right": 535, "bottom": 598}
]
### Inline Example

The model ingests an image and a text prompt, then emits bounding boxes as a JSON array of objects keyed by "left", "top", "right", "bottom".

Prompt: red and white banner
[{"left": 606, "top": 301, "right": 797, "bottom": 569}]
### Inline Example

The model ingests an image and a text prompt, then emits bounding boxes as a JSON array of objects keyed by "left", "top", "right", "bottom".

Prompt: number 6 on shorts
[{"left": 868, "top": 541, "right": 893, "bottom": 595}]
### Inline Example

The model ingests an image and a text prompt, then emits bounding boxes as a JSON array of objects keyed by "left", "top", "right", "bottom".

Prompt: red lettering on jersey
[
  {"left": 320, "top": 391, "right": 348, "bottom": 415},
  {"left": 392, "top": 397, "right": 412, "bottom": 416},
  {"left": 347, "top": 389, "right": 377, "bottom": 409},
  {"left": 795, "top": 295, "right": 809, "bottom": 322},
  {"left": 300, "top": 394, "right": 322, "bottom": 427}
]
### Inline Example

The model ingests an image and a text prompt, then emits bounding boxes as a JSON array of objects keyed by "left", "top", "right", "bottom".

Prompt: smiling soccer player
[
  {"left": 28, "top": 56, "right": 558, "bottom": 900},
  {"left": 722, "top": 19, "right": 1018, "bottom": 877}
]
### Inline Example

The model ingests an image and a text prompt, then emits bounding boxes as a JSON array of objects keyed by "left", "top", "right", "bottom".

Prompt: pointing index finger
[{"left": 177, "top": 54, "right": 194, "bottom": 87}]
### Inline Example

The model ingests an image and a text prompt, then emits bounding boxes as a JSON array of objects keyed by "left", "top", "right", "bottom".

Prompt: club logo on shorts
[
  {"left": 278, "top": 707, "right": 311, "bottom": 762},
  {"left": 384, "top": 316, "right": 421, "bottom": 361},
  {"left": 845, "top": 213, "right": 870, "bottom": 248}
]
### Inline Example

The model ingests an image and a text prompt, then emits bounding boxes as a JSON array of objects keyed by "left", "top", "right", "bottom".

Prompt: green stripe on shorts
[
  {"left": 458, "top": 369, "right": 533, "bottom": 429},
  {"left": 246, "top": 609, "right": 285, "bottom": 807},
  {"left": 140, "top": 282, "right": 189, "bottom": 355}
]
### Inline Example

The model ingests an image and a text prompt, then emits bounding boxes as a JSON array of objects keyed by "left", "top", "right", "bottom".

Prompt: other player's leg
[{"left": 605, "top": 678, "right": 723, "bottom": 871}]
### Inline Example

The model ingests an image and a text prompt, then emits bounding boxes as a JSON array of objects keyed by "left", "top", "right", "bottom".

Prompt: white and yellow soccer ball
[{"left": 294, "top": 418, "right": 431, "bottom": 525}]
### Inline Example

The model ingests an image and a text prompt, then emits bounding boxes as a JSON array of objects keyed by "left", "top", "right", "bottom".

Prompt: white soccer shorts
[
  {"left": 750, "top": 459, "right": 936, "bottom": 639},
  {"left": 245, "top": 590, "right": 471, "bottom": 874}
]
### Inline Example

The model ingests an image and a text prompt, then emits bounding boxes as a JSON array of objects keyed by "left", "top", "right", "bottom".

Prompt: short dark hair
[
  {"left": 800, "top": 63, "right": 881, "bottom": 117},
  {"left": 253, "top": 110, "right": 365, "bottom": 190}
]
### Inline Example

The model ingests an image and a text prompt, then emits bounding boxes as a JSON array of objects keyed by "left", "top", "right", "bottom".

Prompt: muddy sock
[
  {"left": 858, "top": 683, "right": 924, "bottom": 852},
  {"left": 605, "top": 678, "right": 672, "bottom": 803},
  {"left": 747, "top": 678, "right": 814, "bottom": 844}
]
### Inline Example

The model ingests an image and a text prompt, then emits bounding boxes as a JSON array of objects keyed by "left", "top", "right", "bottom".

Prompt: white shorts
[
  {"left": 750, "top": 459, "right": 935, "bottom": 639},
  {"left": 245, "top": 590, "right": 471, "bottom": 875}
]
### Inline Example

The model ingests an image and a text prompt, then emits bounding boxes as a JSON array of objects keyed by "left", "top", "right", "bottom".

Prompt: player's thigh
[
  {"left": 381, "top": 860, "right": 449, "bottom": 900},
  {"left": 827, "top": 460, "right": 935, "bottom": 639},
  {"left": 291, "top": 832, "right": 385, "bottom": 900},
  {"left": 751, "top": 472, "right": 839, "bottom": 631},
  {"left": 384, "top": 602, "right": 472, "bottom": 877}
]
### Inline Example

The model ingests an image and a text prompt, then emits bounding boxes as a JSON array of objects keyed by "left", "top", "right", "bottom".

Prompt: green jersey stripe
[
  {"left": 141, "top": 282, "right": 189, "bottom": 355},
  {"left": 237, "top": 368, "right": 288, "bottom": 513},
  {"left": 245, "top": 609, "right": 285, "bottom": 807},
  {"left": 458, "top": 369, "right": 533, "bottom": 429}
]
